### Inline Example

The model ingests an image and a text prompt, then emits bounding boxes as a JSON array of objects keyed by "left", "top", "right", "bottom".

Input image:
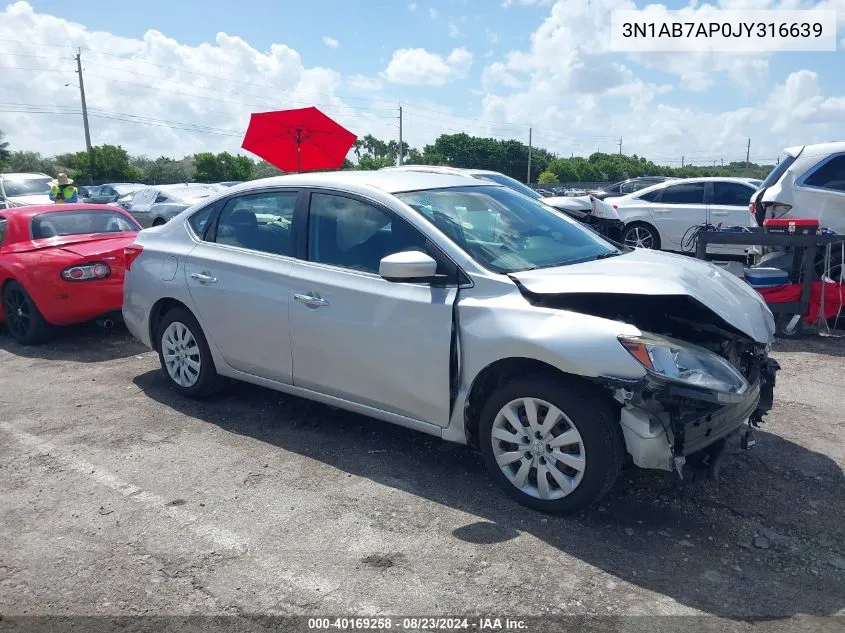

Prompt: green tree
[
  {"left": 194, "top": 152, "right": 255, "bottom": 182},
  {"left": 142, "top": 156, "right": 195, "bottom": 183},
  {"left": 0, "top": 131, "right": 10, "bottom": 169},
  {"left": 72, "top": 145, "right": 142, "bottom": 183},
  {"left": 251, "top": 160, "right": 284, "bottom": 179},
  {"left": 6, "top": 151, "right": 56, "bottom": 175},
  {"left": 537, "top": 170, "right": 559, "bottom": 185}
]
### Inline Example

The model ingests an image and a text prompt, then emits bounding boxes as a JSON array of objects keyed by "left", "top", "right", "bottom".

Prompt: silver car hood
[{"left": 511, "top": 249, "right": 774, "bottom": 343}]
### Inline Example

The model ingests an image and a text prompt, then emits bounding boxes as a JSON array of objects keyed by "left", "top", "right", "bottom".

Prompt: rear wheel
[
  {"left": 2, "top": 281, "right": 52, "bottom": 345},
  {"left": 157, "top": 307, "right": 225, "bottom": 398},
  {"left": 479, "top": 376, "right": 624, "bottom": 514},
  {"left": 622, "top": 222, "right": 660, "bottom": 250}
]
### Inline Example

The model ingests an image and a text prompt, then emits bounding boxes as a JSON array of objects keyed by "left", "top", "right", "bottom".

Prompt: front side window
[
  {"left": 3, "top": 177, "right": 52, "bottom": 198},
  {"left": 803, "top": 155, "right": 845, "bottom": 192},
  {"left": 396, "top": 185, "right": 616, "bottom": 274},
  {"left": 659, "top": 183, "right": 705, "bottom": 205},
  {"left": 308, "top": 193, "right": 427, "bottom": 274},
  {"left": 213, "top": 191, "right": 297, "bottom": 256},
  {"left": 712, "top": 181, "right": 756, "bottom": 206},
  {"left": 31, "top": 210, "right": 139, "bottom": 239},
  {"left": 0, "top": 217, "right": 7, "bottom": 245}
]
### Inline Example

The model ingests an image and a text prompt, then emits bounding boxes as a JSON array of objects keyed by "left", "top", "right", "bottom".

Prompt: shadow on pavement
[
  {"left": 133, "top": 369, "right": 845, "bottom": 620},
  {"left": 0, "top": 322, "right": 149, "bottom": 363}
]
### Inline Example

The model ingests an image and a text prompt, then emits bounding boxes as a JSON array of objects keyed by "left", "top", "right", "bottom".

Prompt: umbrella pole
[{"left": 296, "top": 128, "right": 302, "bottom": 173}]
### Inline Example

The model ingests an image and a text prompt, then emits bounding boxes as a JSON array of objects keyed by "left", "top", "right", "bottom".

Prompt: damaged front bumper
[{"left": 601, "top": 356, "right": 780, "bottom": 473}]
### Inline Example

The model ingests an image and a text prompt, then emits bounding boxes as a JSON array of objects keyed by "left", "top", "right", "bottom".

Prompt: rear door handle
[
  {"left": 652, "top": 208, "right": 670, "bottom": 214},
  {"left": 294, "top": 293, "right": 330, "bottom": 307},
  {"left": 711, "top": 211, "right": 729, "bottom": 216},
  {"left": 190, "top": 272, "right": 218, "bottom": 284}
]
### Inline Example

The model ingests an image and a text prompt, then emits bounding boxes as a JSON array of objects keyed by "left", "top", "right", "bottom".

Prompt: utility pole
[
  {"left": 397, "top": 105, "right": 403, "bottom": 166},
  {"left": 526, "top": 127, "right": 532, "bottom": 184},
  {"left": 746, "top": 138, "right": 751, "bottom": 168},
  {"left": 618, "top": 137, "right": 623, "bottom": 155},
  {"left": 681, "top": 155, "right": 685, "bottom": 168},
  {"left": 721, "top": 158, "right": 724, "bottom": 166},
  {"left": 74, "top": 49, "right": 92, "bottom": 152}
]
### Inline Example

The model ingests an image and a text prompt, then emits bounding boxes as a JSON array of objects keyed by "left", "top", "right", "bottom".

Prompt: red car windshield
[{"left": 31, "top": 210, "right": 140, "bottom": 239}]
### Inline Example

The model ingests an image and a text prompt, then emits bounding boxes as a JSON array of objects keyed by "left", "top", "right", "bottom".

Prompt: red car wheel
[{"left": 3, "top": 281, "right": 52, "bottom": 345}]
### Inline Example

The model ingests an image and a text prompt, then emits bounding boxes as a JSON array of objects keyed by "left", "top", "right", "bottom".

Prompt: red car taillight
[
  {"left": 124, "top": 245, "right": 144, "bottom": 270},
  {"left": 61, "top": 262, "right": 111, "bottom": 281}
]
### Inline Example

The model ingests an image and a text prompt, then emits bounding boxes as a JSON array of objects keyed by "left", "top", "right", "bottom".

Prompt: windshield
[
  {"left": 474, "top": 173, "right": 543, "bottom": 200},
  {"left": 31, "top": 210, "right": 140, "bottom": 239},
  {"left": 395, "top": 185, "right": 617, "bottom": 273},
  {"left": 4, "top": 177, "right": 52, "bottom": 197},
  {"left": 760, "top": 155, "right": 797, "bottom": 190}
]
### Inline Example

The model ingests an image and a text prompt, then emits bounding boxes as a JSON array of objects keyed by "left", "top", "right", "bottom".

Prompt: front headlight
[{"left": 619, "top": 334, "right": 749, "bottom": 395}]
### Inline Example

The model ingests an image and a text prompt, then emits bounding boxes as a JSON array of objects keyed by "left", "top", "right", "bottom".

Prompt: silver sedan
[{"left": 123, "top": 171, "right": 778, "bottom": 514}]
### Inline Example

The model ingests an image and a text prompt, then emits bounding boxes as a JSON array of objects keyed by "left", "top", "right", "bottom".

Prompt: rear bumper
[{"left": 36, "top": 279, "right": 124, "bottom": 326}]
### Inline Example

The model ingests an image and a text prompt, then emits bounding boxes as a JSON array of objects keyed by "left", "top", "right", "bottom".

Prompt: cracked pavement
[{"left": 1, "top": 324, "right": 844, "bottom": 625}]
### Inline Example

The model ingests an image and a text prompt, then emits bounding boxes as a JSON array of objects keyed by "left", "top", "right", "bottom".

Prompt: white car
[
  {"left": 127, "top": 183, "right": 225, "bottom": 228},
  {"left": 606, "top": 177, "right": 760, "bottom": 254},
  {"left": 123, "top": 171, "right": 778, "bottom": 514},
  {"left": 0, "top": 172, "right": 53, "bottom": 208},
  {"left": 753, "top": 142, "right": 845, "bottom": 232}
]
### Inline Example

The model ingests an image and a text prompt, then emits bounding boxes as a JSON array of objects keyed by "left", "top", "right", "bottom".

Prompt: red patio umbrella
[{"left": 241, "top": 106, "right": 356, "bottom": 173}]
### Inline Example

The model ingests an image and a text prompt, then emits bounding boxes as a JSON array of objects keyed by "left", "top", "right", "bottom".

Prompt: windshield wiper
[{"left": 594, "top": 250, "right": 622, "bottom": 260}]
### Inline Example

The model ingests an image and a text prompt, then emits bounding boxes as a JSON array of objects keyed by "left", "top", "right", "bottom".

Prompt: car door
[
  {"left": 288, "top": 190, "right": 457, "bottom": 427},
  {"left": 649, "top": 182, "right": 707, "bottom": 250},
  {"left": 184, "top": 189, "right": 300, "bottom": 383},
  {"left": 706, "top": 180, "right": 759, "bottom": 256},
  {"left": 129, "top": 189, "right": 157, "bottom": 227}
]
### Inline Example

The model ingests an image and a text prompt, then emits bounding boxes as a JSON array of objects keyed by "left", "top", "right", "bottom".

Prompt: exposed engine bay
[{"left": 517, "top": 288, "right": 780, "bottom": 474}]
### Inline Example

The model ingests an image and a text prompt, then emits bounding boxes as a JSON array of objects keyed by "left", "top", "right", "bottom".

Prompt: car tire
[
  {"left": 622, "top": 222, "right": 660, "bottom": 250},
  {"left": 2, "top": 280, "right": 53, "bottom": 345},
  {"left": 479, "top": 376, "right": 624, "bottom": 515},
  {"left": 157, "top": 306, "right": 226, "bottom": 398}
]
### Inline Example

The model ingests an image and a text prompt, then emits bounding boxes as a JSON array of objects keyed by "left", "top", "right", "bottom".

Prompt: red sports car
[{"left": 0, "top": 203, "right": 142, "bottom": 344}]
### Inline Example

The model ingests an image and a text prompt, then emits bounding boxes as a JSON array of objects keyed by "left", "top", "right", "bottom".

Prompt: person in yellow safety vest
[{"left": 49, "top": 173, "right": 78, "bottom": 204}]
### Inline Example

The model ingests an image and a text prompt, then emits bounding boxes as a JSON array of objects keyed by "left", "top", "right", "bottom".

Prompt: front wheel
[
  {"left": 479, "top": 377, "right": 624, "bottom": 514},
  {"left": 622, "top": 222, "right": 660, "bottom": 250},
  {"left": 157, "top": 307, "right": 226, "bottom": 398}
]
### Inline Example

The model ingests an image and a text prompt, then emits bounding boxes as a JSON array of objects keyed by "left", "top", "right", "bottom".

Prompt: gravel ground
[{"left": 1, "top": 324, "right": 844, "bottom": 627}]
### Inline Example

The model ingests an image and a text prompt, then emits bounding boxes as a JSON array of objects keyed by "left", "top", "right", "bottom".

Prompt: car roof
[
  {"left": 227, "top": 170, "right": 494, "bottom": 195},
  {"left": 785, "top": 142, "right": 845, "bottom": 159},
  {"left": 0, "top": 203, "right": 126, "bottom": 220},
  {"left": 0, "top": 172, "right": 51, "bottom": 180}
]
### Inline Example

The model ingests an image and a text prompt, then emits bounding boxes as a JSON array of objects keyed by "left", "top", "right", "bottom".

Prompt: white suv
[{"left": 0, "top": 172, "right": 53, "bottom": 208}]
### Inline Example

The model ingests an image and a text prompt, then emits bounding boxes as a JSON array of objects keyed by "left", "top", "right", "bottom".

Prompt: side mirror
[{"left": 379, "top": 251, "right": 438, "bottom": 283}]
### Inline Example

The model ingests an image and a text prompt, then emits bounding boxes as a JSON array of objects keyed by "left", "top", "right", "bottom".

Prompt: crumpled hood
[{"left": 511, "top": 249, "right": 775, "bottom": 343}]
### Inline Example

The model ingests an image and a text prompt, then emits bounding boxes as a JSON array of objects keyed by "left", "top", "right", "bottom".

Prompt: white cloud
[
  {"left": 482, "top": 62, "right": 523, "bottom": 90},
  {"left": 408, "top": 1, "right": 418, "bottom": 10},
  {"left": 382, "top": 47, "right": 473, "bottom": 86},
  {"left": 0, "top": 1, "right": 398, "bottom": 158},
  {"left": 346, "top": 74, "right": 383, "bottom": 93},
  {"left": 486, "top": 29, "right": 500, "bottom": 44},
  {"left": 322, "top": 35, "right": 339, "bottom": 48},
  {"left": 428, "top": 7, "right": 439, "bottom": 18},
  {"left": 448, "top": 20, "right": 463, "bottom": 38}
]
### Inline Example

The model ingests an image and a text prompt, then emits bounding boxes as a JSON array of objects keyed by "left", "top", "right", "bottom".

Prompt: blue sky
[{"left": 3, "top": 0, "right": 844, "bottom": 164}]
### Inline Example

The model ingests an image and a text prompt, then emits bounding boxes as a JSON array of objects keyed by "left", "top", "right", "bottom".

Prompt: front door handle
[
  {"left": 294, "top": 293, "right": 330, "bottom": 307},
  {"left": 190, "top": 272, "right": 218, "bottom": 284},
  {"left": 652, "top": 208, "right": 670, "bottom": 214}
]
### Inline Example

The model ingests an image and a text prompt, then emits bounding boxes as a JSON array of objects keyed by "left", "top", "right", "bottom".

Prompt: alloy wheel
[
  {"left": 490, "top": 397, "right": 586, "bottom": 500},
  {"left": 161, "top": 322, "right": 201, "bottom": 388},
  {"left": 3, "top": 286, "right": 32, "bottom": 339},
  {"left": 623, "top": 226, "right": 655, "bottom": 249}
]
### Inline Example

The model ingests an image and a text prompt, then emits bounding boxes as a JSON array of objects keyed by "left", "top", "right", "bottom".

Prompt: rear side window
[
  {"left": 213, "top": 191, "right": 297, "bottom": 256},
  {"left": 803, "top": 155, "right": 845, "bottom": 192},
  {"left": 188, "top": 206, "right": 214, "bottom": 237},
  {"left": 760, "top": 155, "right": 797, "bottom": 189},
  {"left": 635, "top": 189, "right": 661, "bottom": 202},
  {"left": 0, "top": 217, "right": 6, "bottom": 245},
  {"left": 659, "top": 183, "right": 705, "bottom": 205},
  {"left": 712, "top": 182, "right": 756, "bottom": 206}
]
